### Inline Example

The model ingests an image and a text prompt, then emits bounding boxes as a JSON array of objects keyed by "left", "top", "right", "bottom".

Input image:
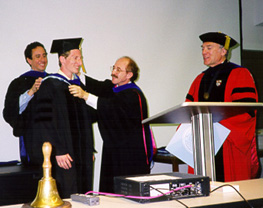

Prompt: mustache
[{"left": 111, "top": 74, "right": 118, "bottom": 79}]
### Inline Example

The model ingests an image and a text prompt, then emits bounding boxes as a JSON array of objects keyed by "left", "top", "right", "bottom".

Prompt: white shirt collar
[{"left": 58, "top": 69, "right": 74, "bottom": 80}]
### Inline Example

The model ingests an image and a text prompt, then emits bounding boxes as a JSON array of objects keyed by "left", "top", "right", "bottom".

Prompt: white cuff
[{"left": 86, "top": 93, "right": 98, "bottom": 109}]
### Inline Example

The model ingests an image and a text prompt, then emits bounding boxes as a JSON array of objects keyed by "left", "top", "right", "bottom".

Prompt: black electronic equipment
[{"left": 114, "top": 172, "right": 210, "bottom": 203}]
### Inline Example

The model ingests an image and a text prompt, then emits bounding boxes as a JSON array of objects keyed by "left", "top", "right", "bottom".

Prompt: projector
[{"left": 114, "top": 172, "right": 210, "bottom": 203}]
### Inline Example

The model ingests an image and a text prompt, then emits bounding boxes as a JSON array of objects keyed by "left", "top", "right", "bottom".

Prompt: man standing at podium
[{"left": 186, "top": 32, "right": 259, "bottom": 182}]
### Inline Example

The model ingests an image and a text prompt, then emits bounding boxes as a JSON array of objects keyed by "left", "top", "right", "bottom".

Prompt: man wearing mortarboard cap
[
  {"left": 185, "top": 32, "right": 259, "bottom": 182},
  {"left": 26, "top": 38, "right": 95, "bottom": 198}
]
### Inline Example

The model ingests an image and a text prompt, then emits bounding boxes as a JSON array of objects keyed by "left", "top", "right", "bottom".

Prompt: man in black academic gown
[
  {"left": 27, "top": 38, "right": 95, "bottom": 198},
  {"left": 69, "top": 56, "right": 154, "bottom": 193},
  {"left": 3, "top": 41, "right": 48, "bottom": 165}
]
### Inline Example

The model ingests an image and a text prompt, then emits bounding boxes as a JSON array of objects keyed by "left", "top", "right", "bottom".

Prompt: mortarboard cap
[
  {"left": 199, "top": 32, "right": 238, "bottom": 50},
  {"left": 50, "top": 37, "right": 82, "bottom": 56}
]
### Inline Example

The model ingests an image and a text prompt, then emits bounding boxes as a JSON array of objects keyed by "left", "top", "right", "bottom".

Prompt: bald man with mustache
[{"left": 69, "top": 56, "right": 155, "bottom": 193}]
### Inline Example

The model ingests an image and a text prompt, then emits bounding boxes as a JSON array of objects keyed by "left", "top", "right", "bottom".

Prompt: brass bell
[{"left": 22, "top": 142, "right": 71, "bottom": 208}]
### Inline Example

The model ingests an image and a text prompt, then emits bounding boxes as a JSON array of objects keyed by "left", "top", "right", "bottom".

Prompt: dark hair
[
  {"left": 58, "top": 50, "right": 71, "bottom": 67},
  {"left": 122, "top": 56, "right": 140, "bottom": 82},
  {"left": 24, "top": 42, "right": 46, "bottom": 63}
]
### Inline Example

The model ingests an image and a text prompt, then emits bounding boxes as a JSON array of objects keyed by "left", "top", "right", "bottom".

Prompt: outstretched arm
[{"left": 69, "top": 85, "right": 89, "bottom": 101}]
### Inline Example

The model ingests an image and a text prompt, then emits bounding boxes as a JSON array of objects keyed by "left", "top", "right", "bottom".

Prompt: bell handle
[{"left": 42, "top": 142, "right": 52, "bottom": 178}]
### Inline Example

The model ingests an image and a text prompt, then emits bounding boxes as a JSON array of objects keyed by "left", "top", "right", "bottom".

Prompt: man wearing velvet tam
[
  {"left": 27, "top": 38, "right": 95, "bottom": 198},
  {"left": 186, "top": 32, "right": 259, "bottom": 182}
]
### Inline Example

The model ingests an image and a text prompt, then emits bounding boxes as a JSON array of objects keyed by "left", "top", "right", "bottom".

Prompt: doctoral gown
[
  {"left": 3, "top": 71, "right": 47, "bottom": 136},
  {"left": 85, "top": 76, "right": 153, "bottom": 193},
  {"left": 3, "top": 71, "right": 47, "bottom": 164},
  {"left": 26, "top": 74, "right": 95, "bottom": 198},
  {"left": 186, "top": 61, "right": 259, "bottom": 182}
]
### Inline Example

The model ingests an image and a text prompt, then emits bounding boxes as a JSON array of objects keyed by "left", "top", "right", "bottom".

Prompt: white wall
[
  {"left": 253, "top": 0, "right": 263, "bottom": 26},
  {"left": 242, "top": 0, "right": 263, "bottom": 50},
  {"left": 0, "top": 0, "right": 241, "bottom": 190}
]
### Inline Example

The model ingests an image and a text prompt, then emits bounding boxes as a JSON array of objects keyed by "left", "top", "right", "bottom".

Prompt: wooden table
[{"left": 3, "top": 178, "right": 263, "bottom": 208}]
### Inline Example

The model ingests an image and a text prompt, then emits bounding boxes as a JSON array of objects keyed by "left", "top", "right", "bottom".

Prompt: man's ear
[
  {"left": 222, "top": 48, "right": 228, "bottom": 56},
  {"left": 127, "top": 71, "right": 133, "bottom": 80},
  {"left": 26, "top": 57, "right": 32, "bottom": 66},
  {"left": 59, "top": 56, "right": 65, "bottom": 65}
]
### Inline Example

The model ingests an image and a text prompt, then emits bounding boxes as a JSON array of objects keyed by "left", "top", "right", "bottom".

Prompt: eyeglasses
[{"left": 110, "top": 66, "right": 127, "bottom": 73}]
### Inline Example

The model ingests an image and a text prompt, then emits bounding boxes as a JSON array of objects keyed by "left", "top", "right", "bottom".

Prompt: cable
[
  {"left": 148, "top": 185, "right": 190, "bottom": 208},
  {"left": 148, "top": 185, "right": 170, "bottom": 200},
  {"left": 150, "top": 185, "right": 191, "bottom": 208},
  {"left": 173, "top": 199, "right": 190, "bottom": 208},
  {"left": 85, "top": 182, "right": 255, "bottom": 208},
  {"left": 211, "top": 184, "right": 254, "bottom": 208},
  {"left": 85, "top": 184, "right": 192, "bottom": 200}
]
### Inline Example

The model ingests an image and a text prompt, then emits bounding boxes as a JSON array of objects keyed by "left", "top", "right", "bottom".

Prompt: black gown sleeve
[{"left": 3, "top": 77, "right": 35, "bottom": 136}]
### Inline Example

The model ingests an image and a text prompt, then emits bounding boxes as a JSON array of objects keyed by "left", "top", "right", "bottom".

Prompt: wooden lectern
[{"left": 142, "top": 102, "right": 263, "bottom": 181}]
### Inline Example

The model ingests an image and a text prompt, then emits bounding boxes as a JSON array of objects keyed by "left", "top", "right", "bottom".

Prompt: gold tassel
[
  {"left": 79, "top": 39, "right": 87, "bottom": 74},
  {"left": 79, "top": 46, "right": 87, "bottom": 74},
  {"left": 81, "top": 61, "right": 87, "bottom": 74},
  {"left": 224, "top": 35, "right": 231, "bottom": 50}
]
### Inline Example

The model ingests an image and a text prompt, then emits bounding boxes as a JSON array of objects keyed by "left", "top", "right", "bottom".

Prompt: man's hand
[
  {"left": 56, "top": 154, "right": 73, "bottom": 169},
  {"left": 69, "top": 85, "right": 89, "bottom": 101},
  {"left": 28, "top": 77, "right": 43, "bottom": 96}
]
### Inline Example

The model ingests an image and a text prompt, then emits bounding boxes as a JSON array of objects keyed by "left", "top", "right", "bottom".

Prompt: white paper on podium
[{"left": 166, "top": 123, "right": 230, "bottom": 168}]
